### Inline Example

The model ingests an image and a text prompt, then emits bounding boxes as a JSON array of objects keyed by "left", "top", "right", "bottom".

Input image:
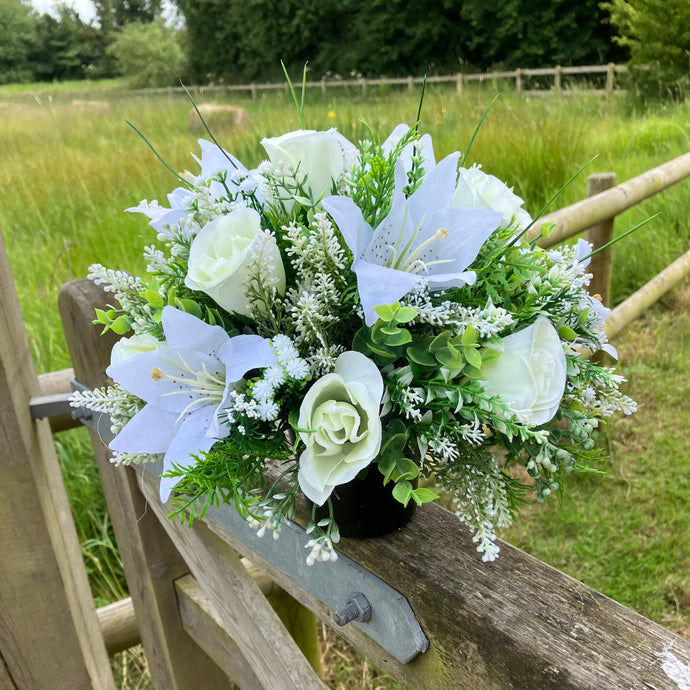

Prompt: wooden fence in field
[
  {"left": 2, "top": 151, "right": 690, "bottom": 689},
  {"left": 133, "top": 63, "right": 627, "bottom": 100}
]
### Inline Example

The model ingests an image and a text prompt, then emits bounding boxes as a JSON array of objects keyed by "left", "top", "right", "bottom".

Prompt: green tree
[
  {"left": 461, "top": 0, "right": 623, "bottom": 70},
  {"left": 0, "top": 0, "right": 36, "bottom": 84},
  {"left": 107, "top": 20, "right": 186, "bottom": 87},
  {"left": 602, "top": 0, "right": 690, "bottom": 102},
  {"left": 31, "top": 5, "right": 102, "bottom": 81}
]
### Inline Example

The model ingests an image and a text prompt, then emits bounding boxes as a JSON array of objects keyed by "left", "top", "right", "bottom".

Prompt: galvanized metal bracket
[
  {"left": 146, "top": 456, "right": 429, "bottom": 663},
  {"left": 29, "top": 380, "right": 113, "bottom": 443}
]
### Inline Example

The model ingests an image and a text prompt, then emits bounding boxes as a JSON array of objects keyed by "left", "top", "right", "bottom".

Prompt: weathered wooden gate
[{"left": 3, "top": 153, "right": 690, "bottom": 689}]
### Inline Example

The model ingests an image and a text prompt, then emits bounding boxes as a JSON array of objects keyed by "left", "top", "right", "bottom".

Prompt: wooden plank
[
  {"left": 0, "top": 236, "right": 115, "bottom": 689},
  {"left": 531, "top": 152, "right": 690, "bottom": 247},
  {"left": 58, "top": 278, "right": 234, "bottom": 690},
  {"left": 176, "top": 575, "right": 263, "bottom": 690},
  {"left": 192, "top": 484, "right": 690, "bottom": 689},
  {"left": 137, "top": 469, "right": 325, "bottom": 689},
  {"left": 37, "top": 367, "right": 80, "bottom": 432},
  {"left": 97, "top": 597, "right": 140, "bottom": 655}
]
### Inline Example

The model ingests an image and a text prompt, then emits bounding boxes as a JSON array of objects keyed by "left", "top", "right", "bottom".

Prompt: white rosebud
[
  {"left": 481, "top": 317, "right": 566, "bottom": 426},
  {"left": 261, "top": 129, "right": 357, "bottom": 206},
  {"left": 297, "top": 351, "right": 384, "bottom": 505},
  {"left": 185, "top": 207, "right": 285, "bottom": 317},
  {"left": 110, "top": 333, "right": 160, "bottom": 365},
  {"left": 451, "top": 164, "right": 532, "bottom": 231}
]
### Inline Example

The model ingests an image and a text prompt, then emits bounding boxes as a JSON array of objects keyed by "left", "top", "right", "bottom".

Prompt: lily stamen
[{"left": 397, "top": 227, "right": 449, "bottom": 273}]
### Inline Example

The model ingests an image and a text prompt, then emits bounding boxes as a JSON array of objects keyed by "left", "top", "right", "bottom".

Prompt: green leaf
[
  {"left": 143, "top": 289, "right": 164, "bottom": 308},
  {"left": 435, "top": 342, "right": 464, "bottom": 369},
  {"left": 383, "top": 329, "right": 412, "bottom": 347},
  {"left": 110, "top": 315, "right": 131, "bottom": 335},
  {"left": 429, "top": 331, "right": 451, "bottom": 353},
  {"left": 410, "top": 487, "right": 438, "bottom": 505},
  {"left": 406, "top": 346, "right": 436, "bottom": 366},
  {"left": 464, "top": 347, "right": 483, "bottom": 370},
  {"left": 394, "top": 306, "right": 418, "bottom": 323},
  {"left": 392, "top": 480, "right": 414, "bottom": 507},
  {"left": 94, "top": 308, "right": 109, "bottom": 324},
  {"left": 540, "top": 221, "right": 556, "bottom": 238},
  {"left": 374, "top": 303, "right": 396, "bottom": 322},
  {"left": 558, "top": 326, "right": 578, "bottom": 341},
  {"left": 352, "top": 327, "right": 373, "bottom": 355},
  {"left": 394, "top": 457, "right": 420, "bottom": 481},
  {"left": 179, "top": 298, "right": 203, "bottom": 319},
  {"left": 461, "top": 324, "right": 477, "bottom": 346}
]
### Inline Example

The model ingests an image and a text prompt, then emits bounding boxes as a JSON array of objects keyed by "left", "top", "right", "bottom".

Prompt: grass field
[{"left": 2, "top": 82, "right": 689, "bottom": 683}]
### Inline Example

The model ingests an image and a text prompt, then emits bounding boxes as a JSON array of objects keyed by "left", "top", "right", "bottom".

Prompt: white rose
[
  {"left": 451, "top": 164, "right": 532, "bottom": 231},
  {"left": 261, "top": 128, "right": 357, "bottom": 205},
  {"left": 298, "top": 351, "right": 384, "bottom": 505},
  {"left": 185, "top": 207, "right": 285, "bottom": 317},
  {"left": 110, "top": 333, "right": 160, "bottom": 365},
  {"left": 481, "top": 317, "right": 566, "bottom": 426}
]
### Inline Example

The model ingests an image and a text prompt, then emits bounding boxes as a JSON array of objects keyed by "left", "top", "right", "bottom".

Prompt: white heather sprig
[
  {"left": 446, "top": 458, "right": 514, "bottom": 562},
  {"left": 87, "top": 264, "right": 145, "bottom": 312},
  {"left": 403, "top": 282, "right": 514, "bottom": 336},
  {"left": 69, "top": 384, "right": 144, "bottom": 434}
]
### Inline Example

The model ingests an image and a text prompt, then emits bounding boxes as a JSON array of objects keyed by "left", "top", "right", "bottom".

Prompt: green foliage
[
  {"left": 176, "top": 0, "right": 623, "bottom": 84},
  {"left": 30, "top": 7, "right": 102, "bottom": 82},
  {"left": 461, "top": 0, "right": 625, "bottom": 70},
  {"left": 602, "top": 0, "right": 690, "bottom": 103},
  {"left": 107, "top": 21, "right": 186, "bottom": 88},
  {"left": 0, "top": 0, "right": 36, "bottom": 84}
]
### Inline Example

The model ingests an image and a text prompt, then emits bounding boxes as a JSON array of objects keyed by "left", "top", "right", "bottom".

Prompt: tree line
[{"left": 1, "top": 0, "right": 687, "bottom": 103}]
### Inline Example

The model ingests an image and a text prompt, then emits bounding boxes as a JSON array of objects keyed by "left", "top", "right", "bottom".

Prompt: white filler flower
[
  {"left": 298, "top": 351, "right": 384, "bottom": 505},
  {"left": 185, "top": 207, "right": 285, "bottom": 317},
  {"left": 481, "top": 317, "right": 567, "bottom": 426}
]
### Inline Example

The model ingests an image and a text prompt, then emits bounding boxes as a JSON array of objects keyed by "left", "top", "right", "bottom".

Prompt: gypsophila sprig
[{"left": 80, "top": 107, "right": 637, "bottom": 564}]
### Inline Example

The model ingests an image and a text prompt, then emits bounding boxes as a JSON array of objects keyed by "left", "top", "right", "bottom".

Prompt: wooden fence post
[
  {"left": 456, "top": 73, "right": 463, "bottom": 95},
  {"left": 586, "top": 172, "right": 617, "bottom": 306},
  {"left": 515, "top": 68, "right": 523, "bottom": 94},
  {"left": 0, "top": 235, "right": 114, "bottom": 689},
  {"left": 554, "top": 65, "right": 562, "bottom": 94},
  {"left": 58, "top": 279, "right": 235, "bottom": 690},
  {"left": 606, "top": 62, "right": 616, "bottom": 97}
]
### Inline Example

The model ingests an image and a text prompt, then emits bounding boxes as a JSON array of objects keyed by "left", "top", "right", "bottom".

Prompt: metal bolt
[{"left": 333, "top": 592, "right": 372, "bottom": 626}]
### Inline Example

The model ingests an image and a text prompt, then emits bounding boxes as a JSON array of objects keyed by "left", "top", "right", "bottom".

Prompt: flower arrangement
[{"left": 73, "top": 110, "right": 636, "bottom": 564}]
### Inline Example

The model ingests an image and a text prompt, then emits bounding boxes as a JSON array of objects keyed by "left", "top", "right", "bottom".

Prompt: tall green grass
[{"left": 2, "top": 84, "right": 689, "bottom": 657}]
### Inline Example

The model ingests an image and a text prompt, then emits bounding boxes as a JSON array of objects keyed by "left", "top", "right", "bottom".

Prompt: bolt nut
[{"left": 333, "top": 592, "right": 372, "bottom": 626}]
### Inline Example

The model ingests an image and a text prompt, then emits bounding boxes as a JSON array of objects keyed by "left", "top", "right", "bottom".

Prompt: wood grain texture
[
  {"left": 585, "top": 172, "right": 617, "bottom": 308},
  {"left": 59, "top": 278, "right": 234, "bottom": 690},
  {"left": 137, "top": 469, "right": 325, "bottom": 689},
  {"left": 97, "top": 597, "right": 140, "bottom": 655},
  {"left": 176, "top": 575, "right": 263, "bottom": 690},
  {"left": 531, "top": 152, "right": 690, "bottom": 247},
  {"left": 198, "top": 485, "right": 690, "bottom": 689},
  {"left": 0, "top": 238, "right": 114, "bottom": 689}
]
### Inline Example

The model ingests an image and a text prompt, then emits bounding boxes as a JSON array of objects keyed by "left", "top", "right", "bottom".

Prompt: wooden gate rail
[
  {"left": 530, "top": 151, "right": 690, "bottom": 248},
  {"left": 56, "top": 276, "right": 690, "bottom": 689}
]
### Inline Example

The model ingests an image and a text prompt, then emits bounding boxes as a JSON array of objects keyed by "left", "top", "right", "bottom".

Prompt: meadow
[{"left": 2, "top": 83, "right": 689, "bottom": 684}]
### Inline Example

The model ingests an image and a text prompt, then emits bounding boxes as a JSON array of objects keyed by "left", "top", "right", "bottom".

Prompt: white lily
[
  {"left": 107, "top": 306, "right": 276, "bottom": 501},
  {"left": 322, "top": 153, "right": 502, "bottom": 325}
]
